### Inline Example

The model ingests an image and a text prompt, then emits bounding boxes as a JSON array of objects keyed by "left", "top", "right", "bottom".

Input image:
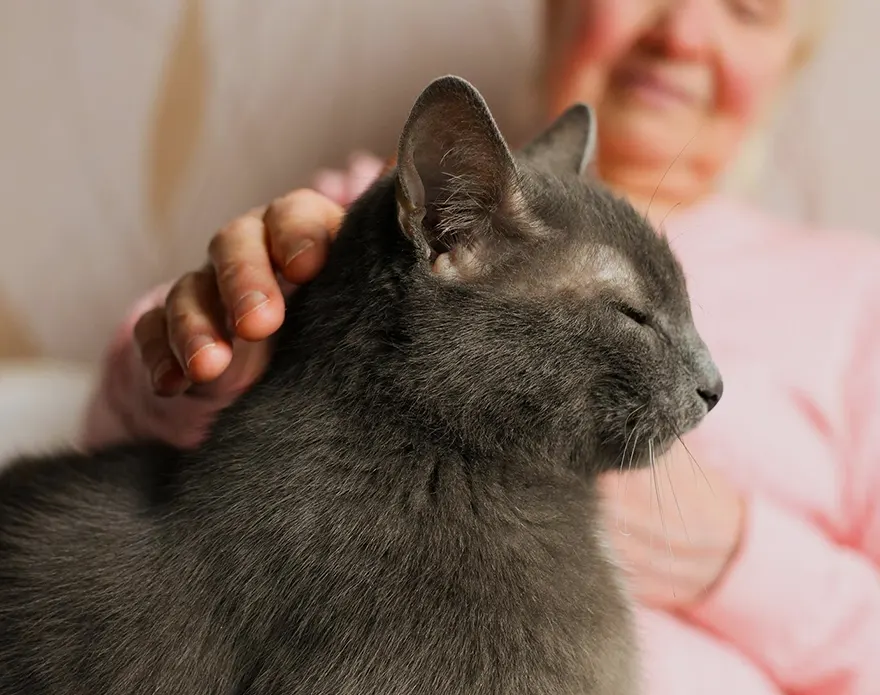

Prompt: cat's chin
[{"left": 596, "top": 434, "right": 679, "bottom": 474}]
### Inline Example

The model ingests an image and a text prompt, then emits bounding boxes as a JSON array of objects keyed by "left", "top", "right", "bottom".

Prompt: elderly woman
[{"left": 84, "top": 1, "right": 880, "bottom": 693}]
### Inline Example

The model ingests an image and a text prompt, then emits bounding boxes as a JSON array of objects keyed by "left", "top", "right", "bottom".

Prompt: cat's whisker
[
  {"left": 649, "top": 439, "right": 677, "bottom": 599},
  {"left": 682, "top": 438, "right": 700, "bottom": 486},
  {"left": 675, "top": 432, "right": 715, "bottom": 497},
  {"left": 625, "top": 430, "right": 641, "bottom": 478},
  {"left": 614, "top": 439, "right": 631, "bottom": 525},
  {"left": 614, "top": 403, "right": 648, "bottom": 533},
  {"left": 656, "top": 202, "right": 682, "bottom": 238},
  {"left": 644, "top": 125, "right": 703, "bottom": 226},
  {"left": 616, "top": 432, "right": 642, "bottom": 536},
  {"left": 625, "top": 409, "right": 649, "bottom": 477},
  {"left": 613, "top": 483, "right": 633, "bottom": 538},
  {"left": 618, "top": 403, "right": 647, "bottom": 474},
  {"left": 661, "top": 445, "right": 690, "bottom": 544}
]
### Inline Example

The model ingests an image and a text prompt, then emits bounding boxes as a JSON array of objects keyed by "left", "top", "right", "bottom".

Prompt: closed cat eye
[{"left": 615, "top": 303, "right": 650, "bottom": 326}]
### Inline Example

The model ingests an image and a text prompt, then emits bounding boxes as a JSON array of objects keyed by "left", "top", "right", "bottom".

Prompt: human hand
[
  {"left": 134, "top": 190, "right": 345, "bottom": 397},
  {"left": 600, "top": 442, "right": 747, "bottom": 610},
  {"left": 312, "top": 151, "right": 387, "bottom": 208}
]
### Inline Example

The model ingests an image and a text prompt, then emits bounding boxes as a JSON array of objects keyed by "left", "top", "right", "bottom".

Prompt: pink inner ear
[
  {"left": 396, "top": 77, "right": 517, "bottom": 223},
  {"left": 430, "top": 246, "right": 487, "bottom": 282},
  {"left": 431, "top": 252, "right": 459, "bottom": 279}
]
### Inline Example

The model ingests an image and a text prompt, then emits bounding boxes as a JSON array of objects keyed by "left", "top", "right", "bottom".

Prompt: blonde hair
[{"left": 791, "top": 0, "right": 836, "bottom": 70}]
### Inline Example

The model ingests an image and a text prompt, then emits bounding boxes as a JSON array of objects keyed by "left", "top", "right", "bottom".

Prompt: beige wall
[
  {"left": 757, "top": 0, "right": 880, "bottom": 230},
  {"left": 0, "top": 0, "right": 541, "bottom": 363},
  {"left": 0, "top": 0, "right": 876, "bottom": 365}
]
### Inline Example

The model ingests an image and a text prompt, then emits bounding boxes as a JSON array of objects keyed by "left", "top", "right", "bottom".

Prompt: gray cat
[{"left": 0, "top": 76, "right": 722, "bottom": 694}]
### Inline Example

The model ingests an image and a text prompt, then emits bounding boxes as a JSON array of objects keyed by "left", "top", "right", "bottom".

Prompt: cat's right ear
[
  {"left": 395, "top": 75, "right": 528, "bottom": 280},
  {"left": 519, "top": 103, "right": 597, "bottom": 178}
]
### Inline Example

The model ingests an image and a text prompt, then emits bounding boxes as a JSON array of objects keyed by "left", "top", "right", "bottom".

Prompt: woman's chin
[{"left": 599, "top": 107, "right": 706, "bottom": 166}]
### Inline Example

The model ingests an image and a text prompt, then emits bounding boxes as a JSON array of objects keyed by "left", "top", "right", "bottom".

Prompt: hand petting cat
[
  {"left": 134, "top": 191, "right": 343, "bottom": 398},
  {"left": 312, "top": 152, "right": 388, "bottom": 208},
  {"left": 124, "top": 178, "right": 746, "bottom": 612},
  {"left": 133, "top": 156, "right": 375, "bottom": 396}
]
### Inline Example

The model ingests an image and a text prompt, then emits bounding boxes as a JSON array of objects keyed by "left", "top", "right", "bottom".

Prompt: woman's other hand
[
  {"left": 600, "top": 444, "right": 747, "bottom": 610},
  {"left": 313, "top": 151, "right": 387, "bottom": 208}
]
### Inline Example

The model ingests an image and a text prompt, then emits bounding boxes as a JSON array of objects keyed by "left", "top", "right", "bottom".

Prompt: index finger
[{"left": 263, "top": 189, "right": 344, "bottom": 285}]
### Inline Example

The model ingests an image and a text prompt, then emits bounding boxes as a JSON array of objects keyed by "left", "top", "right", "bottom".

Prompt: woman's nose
[{"left": 644, "top": 0, "right": 715, "bottom": 59}]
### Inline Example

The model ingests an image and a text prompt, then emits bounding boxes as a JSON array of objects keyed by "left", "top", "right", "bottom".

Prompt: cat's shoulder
[{"left": 0, "top": 441, "right": 181, "bottom": 512}]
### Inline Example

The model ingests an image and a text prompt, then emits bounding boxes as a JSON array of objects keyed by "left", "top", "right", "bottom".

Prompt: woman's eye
[
  {"left": 726, "top": 0, "right": 779, "bottom": 25},
  {"left": 618, "top": 305, "right": 650, "bottom": 326}
]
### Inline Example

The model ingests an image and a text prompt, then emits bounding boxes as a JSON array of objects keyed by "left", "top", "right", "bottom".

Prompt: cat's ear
[
  {"left": 519, "top": 103, "right": 597, "bottom": 177},
  {"left": 396, "top": 75, "right": 526, "bottom": 280}
]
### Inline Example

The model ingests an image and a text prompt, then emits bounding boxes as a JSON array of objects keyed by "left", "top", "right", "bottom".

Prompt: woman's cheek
[{"left": 714, "top": 33, "right": 793, "bottom": 124}]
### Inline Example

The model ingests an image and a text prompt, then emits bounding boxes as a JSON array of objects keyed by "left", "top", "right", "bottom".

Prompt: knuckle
[
  {"left": 215, "top": 261, "right": 268, "bottom": 303},
  {"left": 268, "top": 189, "right": 320, "bottom": 223},
  {"left": 214, "top": 259, "right": 243, "bottom": 289},
  {"left": 208, "top": 226, "right": 233, "bottom": 257},
  {"left": 163, "top": 284, "right": 183, "bottom": 312},
  {"left": 165, "top": 304, "right": 201, "bottom": 343},
  {"left": 283, "top": 187, "right": 320, "bottom": 208},
  {"left": 209, "top": 217, "right": 260, "bottom": 258},
  {"left": 165, "top": 272, "right": 196, "bottom": 307}
]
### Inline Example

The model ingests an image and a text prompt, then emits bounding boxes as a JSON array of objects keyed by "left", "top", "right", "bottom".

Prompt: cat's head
[{"left": 380, "top": 76, "right": 721, "bottom": 473}]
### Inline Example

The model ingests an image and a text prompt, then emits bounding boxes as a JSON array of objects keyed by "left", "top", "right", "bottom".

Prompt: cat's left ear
[
  {"left": 396, "top": 75, "right": 529, "bottom": 280},
  {"left": 519, "top": 103, "right": 597, "bottom": 178}
]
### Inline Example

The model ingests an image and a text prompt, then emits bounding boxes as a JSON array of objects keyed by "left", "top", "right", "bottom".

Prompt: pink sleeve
[
  {"left": 684, "top": 301, "right": 880, "bottom": 695},
  {"left": 687, "top": 495, "right": 880, "bottom": 695},
  {"left": 841, "top": 288, "right": 880, "bottom": 568},
  {"left": 80, "top": 284, "right": 232, "bottom": 451}
]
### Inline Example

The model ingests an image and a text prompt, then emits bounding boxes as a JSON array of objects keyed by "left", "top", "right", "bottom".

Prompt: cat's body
[{"left": 0, "top": 77, "right": 721, "bottom": 694}]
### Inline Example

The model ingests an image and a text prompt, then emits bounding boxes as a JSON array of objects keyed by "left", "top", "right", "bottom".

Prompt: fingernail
[
  {"left": 233, "top": 291, "right": 270, "bottom": 326},
  {"left": 151, "top": 357, "right": 176, "bottom": 389},
  {"left": 184, "top": 334, "right": 216, "bottom": 368},
  {"left": 151, "top": 358, "right": 188, "bottom": 396},
  {"left": 284, "top": 239, "right": 315, "bottom": 268}
]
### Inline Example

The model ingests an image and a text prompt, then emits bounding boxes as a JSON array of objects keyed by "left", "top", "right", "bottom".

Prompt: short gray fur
[{"left": 0, "top": 75, "right": 722, "bottom": 695}]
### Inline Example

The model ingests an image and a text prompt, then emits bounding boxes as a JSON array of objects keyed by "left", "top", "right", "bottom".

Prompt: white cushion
[{"left": 0, "top": 360, "right": 97, "bottom": 465}]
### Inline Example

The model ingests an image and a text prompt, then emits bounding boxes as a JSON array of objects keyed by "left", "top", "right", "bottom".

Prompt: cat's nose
[{"left": 697, "top": 377, "right": 724, "bottom": 412}]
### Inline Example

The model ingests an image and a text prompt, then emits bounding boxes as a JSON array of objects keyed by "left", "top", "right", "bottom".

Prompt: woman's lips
[{"left": 612, "top": 65, "right": 702, "bottom": 110}]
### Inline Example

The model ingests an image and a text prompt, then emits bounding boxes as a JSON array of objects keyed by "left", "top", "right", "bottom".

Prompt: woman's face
[{"left": 550, "top": 0, "right": 802, "bottom": 193}]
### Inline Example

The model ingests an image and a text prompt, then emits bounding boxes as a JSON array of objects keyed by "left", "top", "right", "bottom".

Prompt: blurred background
[
  {"left": 0, "top": 0, "right": 878, "bottom": 452},
  {"left": 1, "top": 0, "right": 878, "bottom": 366}
]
